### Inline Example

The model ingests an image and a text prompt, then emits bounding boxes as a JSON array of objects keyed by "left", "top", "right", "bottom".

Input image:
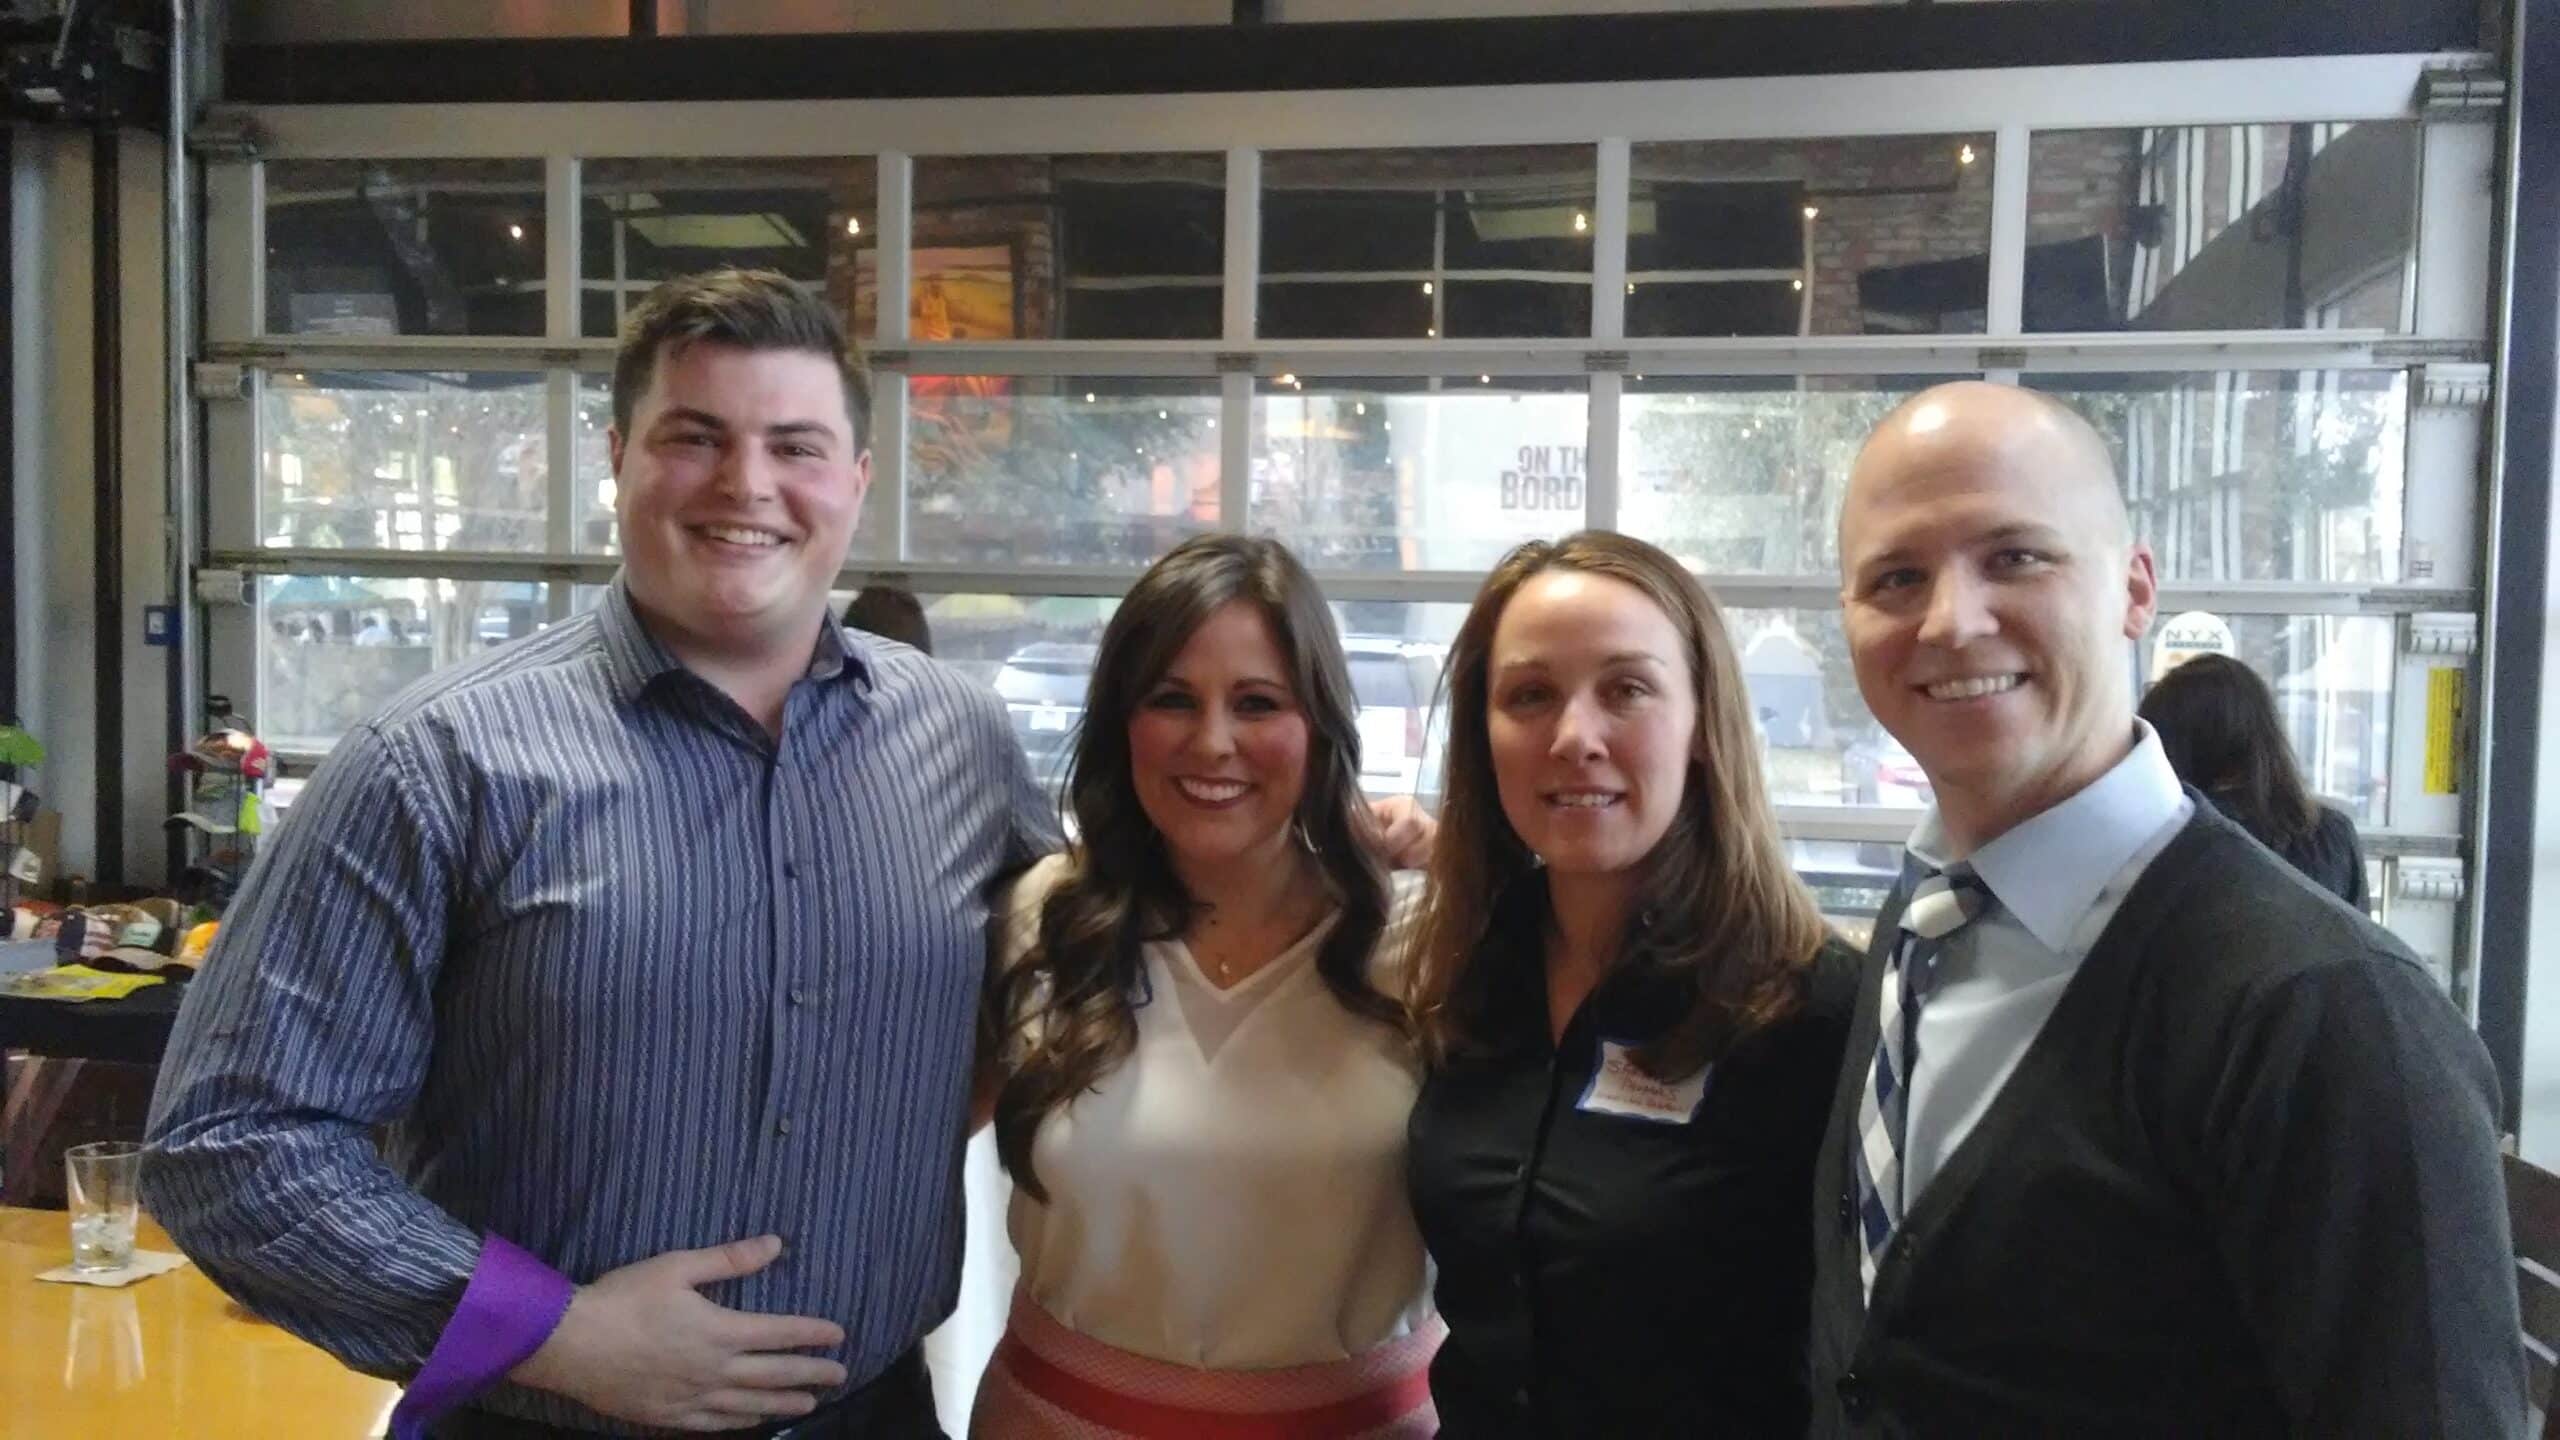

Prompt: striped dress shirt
[{"left": 144, "top": 578, "right": 1058, "bottom": 1432}]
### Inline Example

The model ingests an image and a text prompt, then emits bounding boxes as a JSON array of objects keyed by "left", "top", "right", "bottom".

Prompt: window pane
[
  {"left": 260, "top": 576, "right": 552, "bottom": 752},
  {"left": 1261, "top": 146, "right": 1596, "bottom": 339},
  {"left": 1630, "top": 134, "right": 1994, "bottom": 336},
  {"left": 262, "top": 371, "right": 549, "bottom": 552},
  {"left": 266, "top": 160, "right": 547, "bottom": 337},
  {"left": 911, "top": 593, "right": 1117, "bottom": 795},
  {"left": 2032, "top": 370, "right": 2407, "bottom": 583},
  {"left": 909, "top": 155, "right": 1224, "bottom": 341},
  {"left": 1251, "top": 376, "right": 1590, "bottom": 572},
  {"left": 2141, "top": 614, "right": 2396, "bottom": 824},
  {"left": 581, "top": 157, "right": 879, "bottom": 339},
  {"left": 2025, "top": 122, "right": 2415, "bottom": 332},
  {"left": 907, "top": 378, "right": 1221, "bottom": 566},
  {"left": 1620, "top": 377, "right": 1933, "bottom": 575}
]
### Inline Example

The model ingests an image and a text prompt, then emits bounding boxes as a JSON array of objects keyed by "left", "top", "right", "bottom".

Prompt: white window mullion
[
  {"left": 874, "top": 152, "right": 913, "bottom": 561},
  {"left": 1222, "top": 147, "right": 1259, "bottom": 532},
  {"left": 543, "top": 156, "right": 580, "bottom": 580},
  {"left": 1987, "top": 123, "right": 2030, "bottom": 336},
  {"left": 1593, "top": 138, "right": 1630, "bottom": 343},
  {"left": 1587, "top": 371, "right": 1622, "bottom": 533}
]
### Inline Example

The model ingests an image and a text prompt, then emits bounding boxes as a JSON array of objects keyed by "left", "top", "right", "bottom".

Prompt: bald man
[{"left": 1803, "top": 382, "right": 2523, "bottom": 1437}]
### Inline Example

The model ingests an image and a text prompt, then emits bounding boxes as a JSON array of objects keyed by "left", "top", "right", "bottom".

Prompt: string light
[
  {"left": 1802, "top": 205, "right": 1820, "bottom": 221},
  {"left": 1425, "top": 327, "right": 1436, "bottom": 338},
  {"left": 1277, "top": 373, "right": 1297, "bottom": 387},
  {"left": 1085, "top": 392, "right": 1097, "bottom": 403},
  {"left": 846, "top": 217, "right": 862, "bottom": 236},
  {"left": 1354, "top": 401, "right": 1366, "bottom": 415},
  {"left": 508, "top": 223, "right": 525, "bottom": 240},
  {"left": 1793, "top": 279, "right": 1805, "bottom": 291},
  {"left": 1572, "top": 212, "right": 1589, "bottom": 233},
  {"left": 1421, "top": 281, "right": 1433, "bottom": 296},
  {"left": 1958, "top": 144, "right": 1977, "bottom": 166}
]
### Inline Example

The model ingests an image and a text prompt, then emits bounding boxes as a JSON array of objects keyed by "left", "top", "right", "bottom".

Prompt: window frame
[{"left": 196, "top": 49, "right": 2490, "bottom": 992}]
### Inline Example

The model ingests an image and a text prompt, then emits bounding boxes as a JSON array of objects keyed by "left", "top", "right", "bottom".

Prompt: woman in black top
[
  {"left": 2138, "top": 654, "right": 2370, "bottom": 908},
  {"left": 1403, "top": 532, "right": 1858, "bottom": 1437}
]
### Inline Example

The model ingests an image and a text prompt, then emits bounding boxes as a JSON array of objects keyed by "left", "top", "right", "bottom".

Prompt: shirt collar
[
  {"left": 596, "top": 574, "right": 872, "bottom": 705},
  {"left": 1906, "top": 720, "right": 2187, "bottom": 954}
]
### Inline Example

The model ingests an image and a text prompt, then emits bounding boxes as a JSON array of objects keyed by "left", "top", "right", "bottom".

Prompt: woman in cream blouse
[{"left": 975, "top": 534, "right": 1440, "bottom": 1438}]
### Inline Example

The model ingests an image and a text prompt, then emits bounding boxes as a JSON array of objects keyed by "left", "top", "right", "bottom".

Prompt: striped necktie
[{"left": 1852, "top": 857, "right": 1991, "bottom": 1299}]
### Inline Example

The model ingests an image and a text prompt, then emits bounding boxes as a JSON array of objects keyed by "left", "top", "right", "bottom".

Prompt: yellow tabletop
[{"left": 0, "top": 1206, "right": 401, "bottom": 1438}]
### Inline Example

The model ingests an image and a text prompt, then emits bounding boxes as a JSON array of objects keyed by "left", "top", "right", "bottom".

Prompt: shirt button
[
  {"left": 1838, "top": 1190, "right": 1857, "bottom": 1232},
  {"left": 776, "top": 1117, "right": 795, "bottom": 1137},
  {"left": 788, "top": 987, "right": 808, "bottom": 1007},
  {"left": 782, "top": 860, "right": 800, "bottom": 880}
]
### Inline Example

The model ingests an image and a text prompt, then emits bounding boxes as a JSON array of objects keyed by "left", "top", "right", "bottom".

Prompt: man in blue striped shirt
[{"left": 146, "top": 269, "right": 1056, "bottom": 1437}]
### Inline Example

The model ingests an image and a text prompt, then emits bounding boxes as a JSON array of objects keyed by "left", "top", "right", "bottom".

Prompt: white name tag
[{"left": 1577, "top": 1040, "right": 1710, "bottom": 1124}]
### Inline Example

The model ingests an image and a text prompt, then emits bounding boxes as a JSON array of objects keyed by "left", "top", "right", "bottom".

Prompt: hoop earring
[{"left": 1295, "top": 819, "right": 1320, "bottom": 855}]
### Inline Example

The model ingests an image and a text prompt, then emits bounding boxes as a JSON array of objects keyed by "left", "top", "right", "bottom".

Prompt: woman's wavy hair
[
  {"left": 2138, "top": 653, "right": 2322, "bottom": 846},
  {"left": 1405, "top": 531, "right": 1827, "bottom": 1079},
  {"left": 989, "top": 534, "right": 1397, "bottom": 1200}
]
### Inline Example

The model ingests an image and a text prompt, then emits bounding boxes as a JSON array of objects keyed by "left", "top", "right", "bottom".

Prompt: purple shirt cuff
[{"left": 390, "top": 1233, "right": 577, "bottom": 1440}]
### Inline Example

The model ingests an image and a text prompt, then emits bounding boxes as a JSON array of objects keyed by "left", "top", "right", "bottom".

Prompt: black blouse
[{"left": 1406, "top": 902, "right": 1860, "bottom": 1438}]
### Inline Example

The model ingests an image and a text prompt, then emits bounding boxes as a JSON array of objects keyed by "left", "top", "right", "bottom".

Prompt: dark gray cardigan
[{"left": 1806, "top": 798, "right": 2524, "bottom": 1438}]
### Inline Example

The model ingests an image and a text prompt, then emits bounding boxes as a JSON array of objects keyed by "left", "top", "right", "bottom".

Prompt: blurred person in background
[{"left": 2139, "top": 653, "right": 2367, "bottom": 908}]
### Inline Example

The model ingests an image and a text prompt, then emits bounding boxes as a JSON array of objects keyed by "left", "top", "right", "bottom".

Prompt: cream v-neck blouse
[{"left": 996, "top": 854, "right": 1432, "bottom": 1370}]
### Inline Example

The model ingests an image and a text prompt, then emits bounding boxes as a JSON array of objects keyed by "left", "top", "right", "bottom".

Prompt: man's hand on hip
[{"left": 508, "top": 1235, "right": 850, "bottom": 1432}]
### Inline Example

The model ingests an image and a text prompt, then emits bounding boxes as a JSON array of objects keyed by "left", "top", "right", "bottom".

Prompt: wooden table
[{"left": 0, "top": 1206, "right": 401, "bottom": 1437}]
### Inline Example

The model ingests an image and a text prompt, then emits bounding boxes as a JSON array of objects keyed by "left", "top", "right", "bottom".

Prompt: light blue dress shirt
[{"left": 1899, "top": 722, "right": 2194, "bottom": 1206}]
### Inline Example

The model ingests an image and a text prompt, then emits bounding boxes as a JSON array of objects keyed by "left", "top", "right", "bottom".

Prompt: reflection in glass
[
  {"left": 581, "top": 157, "right": 878, "bottom": 339},
  {"left": 909, "top": 155, "right": 1224, "bottom": 342},
  {"left": 1630, "top": 134, "right": 1994, "bottom": 336},
  {"left": 262, "top": 372, "right": 548, "bottom": 553},
  {"left": 2034, "top": 371, "right": 2406, "bottom": 583},
  {"left": 1250, "top": 377, "right": 1590, "bottom": 572},
  {"left": 259, "top": 577, "right": 553, "bottom": 752},
  {"left": 2025, "top": 122, "right": 2415, "bottom": 332},
  {"left": 265, "top": 160, "right": 547, "bottom": 337},
  {"left": 1261, "top": 147, "right": 1596, "bottom": 339},
  {"left": 1619, "top": 378, "right": 1930, "bottom": 575},
  {"left": 905, "top": 378, "right": 1221, "bottom": 566}
]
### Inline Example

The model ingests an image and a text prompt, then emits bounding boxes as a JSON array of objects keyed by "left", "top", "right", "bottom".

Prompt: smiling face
[
  {"left": 608, "top": 339, "right": 870, "bottom": 660},
  {"left": 1485, "top": 571, "right": 1700, "bottom": 882},
  {"left": 1840, "top": 382, "right": 2158, "bottom": 849},
  {"left": 1126, "top": 600, "right": 1314, "bottom": 885}
]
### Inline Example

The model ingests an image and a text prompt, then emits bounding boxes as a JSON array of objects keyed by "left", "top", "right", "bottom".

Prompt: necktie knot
[{"left": 1899, "top": 864, "right": 1989, "bottom": 942}]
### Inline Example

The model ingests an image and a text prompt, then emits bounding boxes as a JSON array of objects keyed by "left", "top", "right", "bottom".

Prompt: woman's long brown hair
[
  {"left": 1406, "top": 531, "right": 1827, "bottom": 1078},
  {"left": 989, "top": 535, "right": 1397, "bottom": 1201}
]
